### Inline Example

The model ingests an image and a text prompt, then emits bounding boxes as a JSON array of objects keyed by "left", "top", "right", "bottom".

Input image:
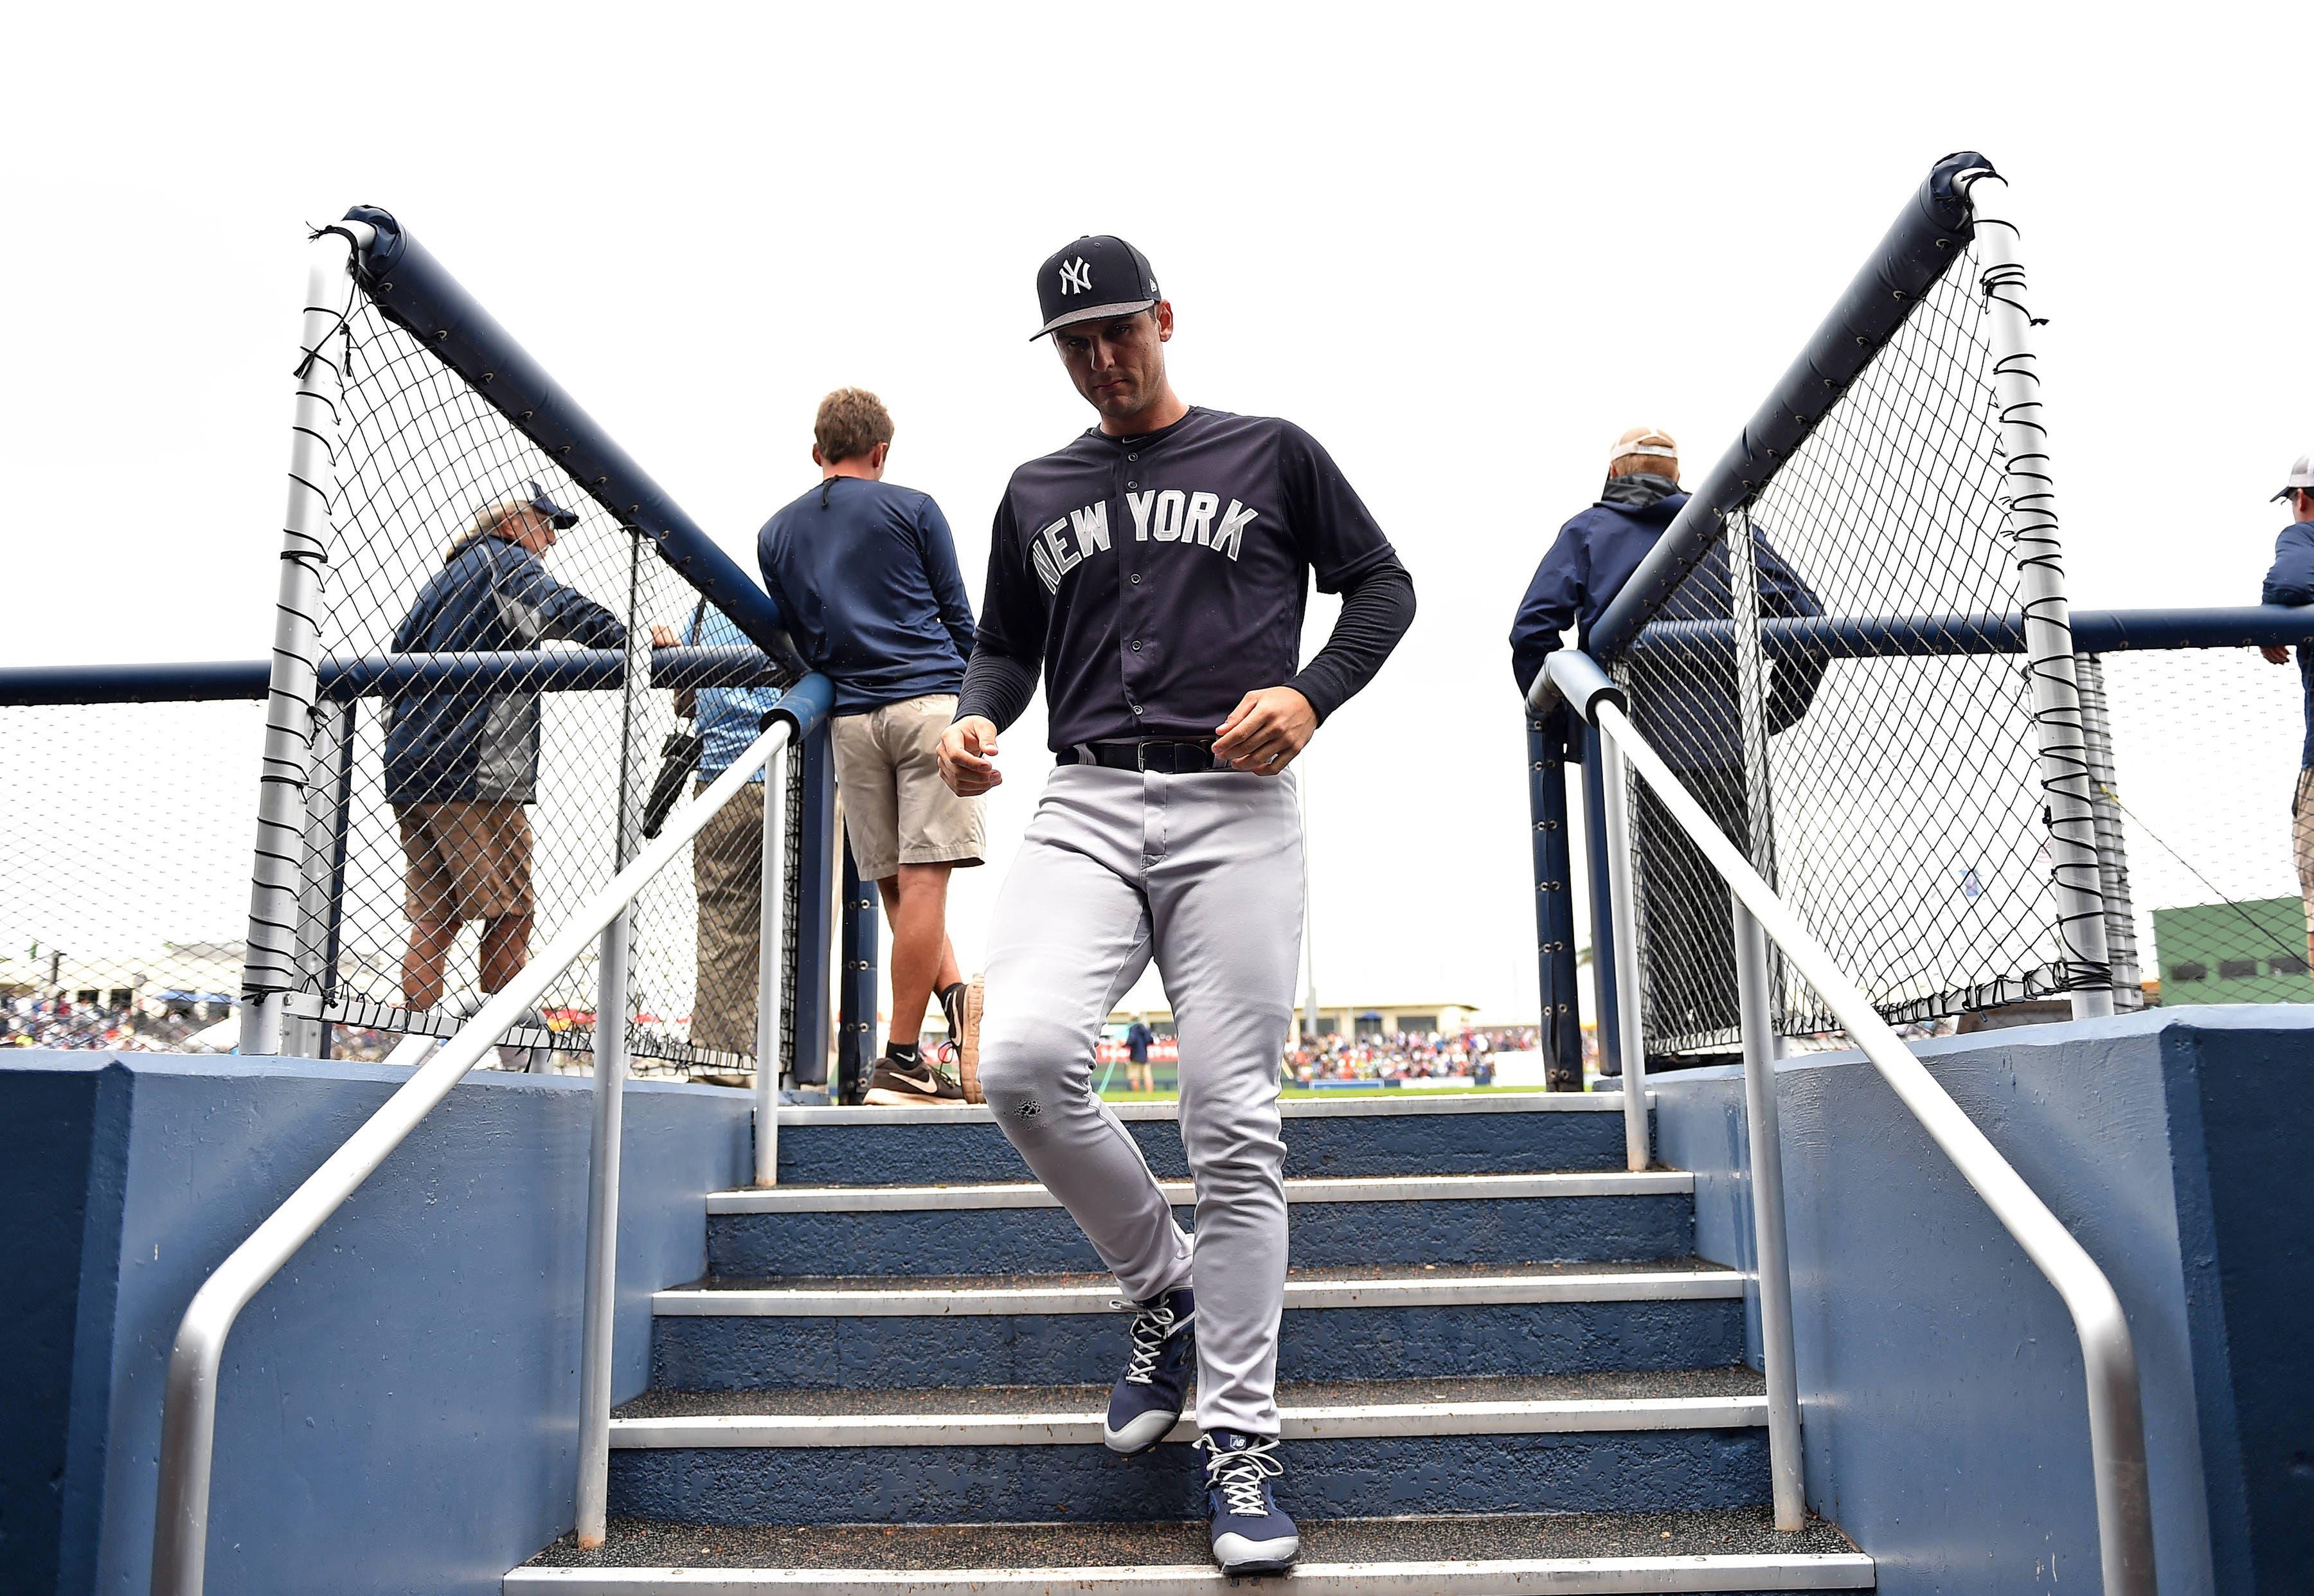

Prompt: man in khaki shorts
[
  {"left": 758, "top": 390, "right": 986, "bottom": 1103},
  {"left": 385, "top": 480, "right": 667, "bottom": 1063}
]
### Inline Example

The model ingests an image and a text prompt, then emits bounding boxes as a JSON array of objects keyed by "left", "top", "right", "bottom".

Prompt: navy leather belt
[{"left": 1061, "top": 739, "right": 1226, "bottom": 773}]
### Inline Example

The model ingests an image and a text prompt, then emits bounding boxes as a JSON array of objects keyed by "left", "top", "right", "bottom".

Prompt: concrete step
[
  {"left": 602, "top": 1371, "right": 1771, "bottom": 1525},
  {"left": 651, "top": 1260, "right": 1747, "bottom": 1391},
  {"left": 510, "top": 1509, "right": 1872, "bottom": 1592},
  {"left": 768, "top": 1091, "right": 1647, "bottom": 1186},
  {"left": 705, "top": 1170, "right": 1697, "bottom": 1277}
]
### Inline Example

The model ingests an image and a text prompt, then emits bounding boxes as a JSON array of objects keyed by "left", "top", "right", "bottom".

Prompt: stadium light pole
[{"left": 1961, "top": 168, "right": 2115, "bottom": 1020}]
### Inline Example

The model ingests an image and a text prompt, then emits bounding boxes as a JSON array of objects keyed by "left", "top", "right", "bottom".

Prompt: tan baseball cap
[{"left": 2273, "top": 453, "right": 2314, "bottom": 503}]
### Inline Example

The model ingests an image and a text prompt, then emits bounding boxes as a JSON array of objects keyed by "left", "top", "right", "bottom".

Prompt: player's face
[{"left": 1052, "top": 305, "right": 1172, "bottom": 424}]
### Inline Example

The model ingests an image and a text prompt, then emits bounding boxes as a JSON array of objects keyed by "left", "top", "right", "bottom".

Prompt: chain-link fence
[
  {"left": 1617, "top": 231, "right": 2071, "bottom": 1057},
  {"left": 267, "top": 277, "right": 798, "bottom": 1075},
  {"left": 2095, "top": 645, "right": 2313, "bottom": 1008},
  {"left": 0, "top": 699, "right": 262, "bottom": 1051},
  {"left": 5, "top": 211, "right": 835, "bottom": 1079}
]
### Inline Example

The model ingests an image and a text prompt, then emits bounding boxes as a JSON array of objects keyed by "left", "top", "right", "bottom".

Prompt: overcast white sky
[{"left": 4, "top": 4, "right": 2310, "bottom": 1021}]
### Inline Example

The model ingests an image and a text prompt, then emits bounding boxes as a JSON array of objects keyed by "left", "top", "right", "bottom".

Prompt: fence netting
[
  {"left": 1617, "top": 234, "right": 2076, "bottom": 1055},
  {"left": 284, "top": 285, "right": 785, "bottom": 1075},
  {"left": 2092, "top": 647, "right": 2313, "bottom": 1009},
  {"left": 0, "top": 701, "right": 264, "bottom": 1051}
]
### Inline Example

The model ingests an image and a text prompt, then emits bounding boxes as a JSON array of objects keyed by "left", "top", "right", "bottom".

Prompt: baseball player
[{"left": 937, "top": 235, "right": 1415, "bottom": 1574}]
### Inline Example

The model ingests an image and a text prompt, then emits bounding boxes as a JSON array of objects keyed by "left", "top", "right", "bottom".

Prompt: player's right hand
[
  {"left": 939, "top": 716, "right": 1003, "bottom": 796},
  {"left": 2263, "top": 645, "right": 2292, "bottom": 665}
]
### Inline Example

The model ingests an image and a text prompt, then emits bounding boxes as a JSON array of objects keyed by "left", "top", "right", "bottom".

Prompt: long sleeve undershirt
[{"left": 955, "top": 553, "right": 1416, "bottom": 737}]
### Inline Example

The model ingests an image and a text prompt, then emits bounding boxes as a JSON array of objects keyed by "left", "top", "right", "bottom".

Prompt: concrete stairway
[{"left": 505, "top": 1093, "right": 1871, "bottom": 1593}]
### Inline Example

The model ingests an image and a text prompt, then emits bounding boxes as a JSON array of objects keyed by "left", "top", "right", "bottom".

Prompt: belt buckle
[{"left": 1135, "top": 741, "right": 1154, "bottom": 773}]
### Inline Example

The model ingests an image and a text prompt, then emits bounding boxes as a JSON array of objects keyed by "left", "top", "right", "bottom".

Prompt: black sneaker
[{"left": 864, "top": 1051, "right": 966, "bottom": 1106}]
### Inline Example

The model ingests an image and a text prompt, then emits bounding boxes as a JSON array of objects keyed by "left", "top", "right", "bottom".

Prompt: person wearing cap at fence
[
  {"left": 2257, "top": 451, "right": 2314, "bottom": 973},
  {"left": 667, "top": 599, "right": 787, "bottom": 1065},
  {"left": 1510, "top": 429, "right": 1825, "bottom": 1071},
  {"left": 384, "top": 480, "right": 676, "bottom": 1064},
  {"left": 756, "top": 389, "right": 983, "bottom": 1106}
]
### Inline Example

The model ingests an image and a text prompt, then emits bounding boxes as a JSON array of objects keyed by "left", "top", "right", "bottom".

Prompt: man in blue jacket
[
  {"left": 384, "top": 481, "right": 656, "bottom": 1028},
  {"left": 1511, "top": 427, "right": 1824, "bottom": 1068},
  {"left": 758, "top": 390, "right": 985, "bottom": 1104},
  {"left": 2259, "top": 452, "right": 2314, "bottom": 971}
]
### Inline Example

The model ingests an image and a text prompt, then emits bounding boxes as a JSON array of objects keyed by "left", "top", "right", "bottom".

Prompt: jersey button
[
  {"left": 1129, "top": 702, "right": 1144, "bottom": 716},
  {"left": 1131, "top": 640, "right": 1144, "bottom": 652},
  {"left": 1126, "top": 481, "right": 1138, "bottom": 489},
  {"left": 1129, "top": 573, "right": 1142, "bottom": 585},
  {"left": 1127, "top": 452, "right": 1138, "bottom": 461}
]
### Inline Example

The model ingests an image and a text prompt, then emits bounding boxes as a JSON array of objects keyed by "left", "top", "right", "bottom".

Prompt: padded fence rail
[{"left": 1580, "top": 154, "right": 2115, "bottom": 1052}]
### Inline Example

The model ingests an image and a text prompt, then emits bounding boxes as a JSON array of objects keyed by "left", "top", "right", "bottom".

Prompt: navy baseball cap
[
  {"left": 523, "top": 478, "right": 579, "bottom": 529},
  {"left": 1031, "top": 235, "right": 1161, "bottom": 340}
]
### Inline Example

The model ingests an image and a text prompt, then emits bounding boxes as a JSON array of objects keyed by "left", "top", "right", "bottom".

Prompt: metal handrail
[
  {"left": 1545, "top": 647, "right": 2157, "bottom": 1596},
  {"left": 148, "top": 708, "right": 811, "bottom": 1596}
]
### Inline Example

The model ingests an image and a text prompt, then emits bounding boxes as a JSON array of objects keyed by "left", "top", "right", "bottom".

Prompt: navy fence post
[
  {"left": 316, "top": 708, "right": 357, "bottom": 1060},
  {"left": 1579, "top": 719, "right": 1624, "bottom": 1081},
  {"left": 789, "top": 724, "right": 838, "bottom": 1090},
  {"left": 838, "top": 839, "right": 881, "bottom": 1102},
  {"left": 1527, "top": 709, "right": 1583, "bottom": 1092}
]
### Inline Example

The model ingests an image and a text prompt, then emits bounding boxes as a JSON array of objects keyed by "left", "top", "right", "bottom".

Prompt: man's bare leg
[
  {"left": 875, "top": 864, "right": 956, "bottom": 1048},
  {"left": 403, "top": 917, "right": 458, "bottom": 1011},
  {"left": 478, "top": 913, "right": 534, "bottom": 995}
]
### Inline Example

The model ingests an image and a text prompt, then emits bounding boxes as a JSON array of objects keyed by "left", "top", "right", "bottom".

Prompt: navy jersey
[{"left": 978, "top": 407, "right": 1397, "bottom": 749}]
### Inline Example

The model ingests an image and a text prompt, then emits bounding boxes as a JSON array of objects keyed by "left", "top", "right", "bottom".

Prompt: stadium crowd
[{"left": 1285, "top": 1026, "right": 1539, "bottom": 1085}]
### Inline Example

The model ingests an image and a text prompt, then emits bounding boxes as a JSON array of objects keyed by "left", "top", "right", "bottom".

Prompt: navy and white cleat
[
  {"left": 1102, "top": 1287, "right": 1195, "bottom": 1455},
  {"left": 1199, "top": 1428, "right": 1300, "bottom": 1574}
]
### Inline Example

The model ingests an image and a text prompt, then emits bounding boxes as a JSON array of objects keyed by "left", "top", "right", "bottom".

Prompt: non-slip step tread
[
  {"left": 657, "top": 1258, "right": 1741, "bottom": 1317},
  {"left": 512, "top": 1510, "right": 1870, "bottom": 1592},
  {"left": 710, "top": 1170, "right": 1692, "bottom": 1212},
  {"left": 778, "top": 1091, "right": 1644, "bottom": 1125},
  {"left": 609, "top": 1368, "right": 1766, "bottom": 1448},
  {"left": 618, "top": 1368, "right": 1764, "bottom": 1421}
]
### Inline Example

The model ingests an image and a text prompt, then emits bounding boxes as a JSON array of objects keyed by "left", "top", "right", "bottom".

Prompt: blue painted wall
[
  {"left": 0, "top": 1052, "right": 749, "bottom": 1596},
  {"left": 1653, "top": 1007, "right": 2314, "bottom": 1595}
]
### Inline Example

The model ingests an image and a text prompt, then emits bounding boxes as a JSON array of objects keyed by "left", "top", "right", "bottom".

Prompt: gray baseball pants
[{"left": 977, "top": 762, "right": 1303, "bottom": 1437}]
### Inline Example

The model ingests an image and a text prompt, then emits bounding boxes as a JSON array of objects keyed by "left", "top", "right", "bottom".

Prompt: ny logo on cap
[{"left": 1059, "top": 257, "right": 1093, "bottom": 296}]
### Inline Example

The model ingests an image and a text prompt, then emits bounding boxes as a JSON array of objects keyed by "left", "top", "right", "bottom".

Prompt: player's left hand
[{"left": 1214, "top": 686, "right": 1316, "bottom": 776}]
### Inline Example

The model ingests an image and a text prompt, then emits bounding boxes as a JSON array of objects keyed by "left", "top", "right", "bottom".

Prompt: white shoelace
[
  {"left": 1111, "top": 1298, "right": 1188, "bottom": 1385},
  {"left": 1201, "top": 1435, "right": 1285, "bottom": 1518}
]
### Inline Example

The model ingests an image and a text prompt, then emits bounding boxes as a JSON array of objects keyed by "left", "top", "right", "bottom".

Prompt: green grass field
[{"left": 1096, "top": 1082, "right": 1560, "bottom": 1102}]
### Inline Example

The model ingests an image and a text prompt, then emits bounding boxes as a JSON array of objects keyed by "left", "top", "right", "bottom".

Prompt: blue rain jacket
[
  {"left": 2261, "top": 519, "right": 2314, "bottom": 767},
  {"left": 383, "top": 533, "right": 627, "bottom": 805},
  {"left": 1511, "top": 479, "right": 1825, "bottom": 769}
]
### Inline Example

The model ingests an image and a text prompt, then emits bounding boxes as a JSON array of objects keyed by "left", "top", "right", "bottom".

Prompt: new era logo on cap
[{"left": 1032, "top": 235, "right": 1160, "bottom": 339}]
